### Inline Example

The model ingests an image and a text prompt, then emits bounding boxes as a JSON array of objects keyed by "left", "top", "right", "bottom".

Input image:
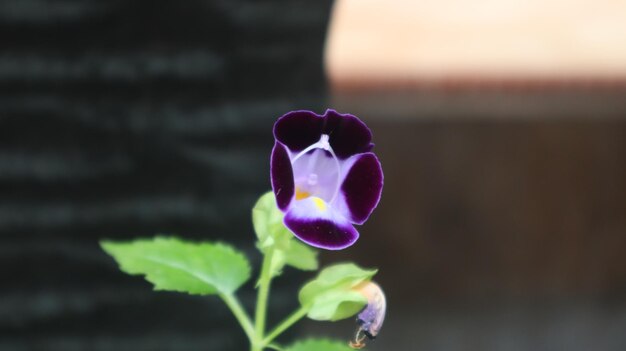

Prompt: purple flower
[
  {"left": 350, "top": 281, "right": 386, "bottom": 348},
  {"left": 270, "top": 109, "right": 383, "bottom": 250}
]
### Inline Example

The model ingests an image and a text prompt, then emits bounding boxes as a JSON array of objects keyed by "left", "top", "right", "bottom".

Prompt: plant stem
[
  {"left": 262, "top": 306, "right": 308, "bottom": 345},
  {"left": 220, "top": 293, "right": 256, "bottom": 344},
  {"left": 253, "top": 247, "right": 275, "bottom": 350}
]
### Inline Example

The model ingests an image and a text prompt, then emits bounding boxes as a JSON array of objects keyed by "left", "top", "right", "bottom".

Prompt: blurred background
[{"left": 1, "top": 1, "right": 625, "bottom": 350}]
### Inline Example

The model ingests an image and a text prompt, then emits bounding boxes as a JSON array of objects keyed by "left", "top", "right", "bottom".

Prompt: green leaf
[
  {"left": 299, "top": 263, "right": 377, "bottom": 304},
  {"left": 285, "top": 339, "right": 354, "bottom": 351},
  {"left": 101, "top": 236, "right": 251, "bottom": 295},
  {"left": 253, "top": 192, "right": 291, "bottom": 248},
  {"left": 252, "top": 191, "right": 318, "bottom": 276},
  {"left": 305, "top": 290, "right": 367, "bottom": 321},
  {"left": 283, "top": 240, "right": 318, "bottom": 271},
  {"left": 299, "top": 263, "right": 377, "bottom": 321}
]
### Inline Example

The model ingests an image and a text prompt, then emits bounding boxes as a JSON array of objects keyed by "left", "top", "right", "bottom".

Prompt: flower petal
[
  {"left": 274, "top": 109, "right": 374, "bottom": 159},
  {"left": 284, "top": 197, "right": 359, "bottom": 250},
  {"left": 340, "top": 153, "right": 383, "bottom": 224},
  {"left": 273, "top": 110, "right": 324, "bottom": 152},
  {"left": 291, "top": 148, "right": 340, "bottom": 202},
  {"left": 270, "top": 141, "right": 295, "bottom": 211},
  {"left": 322, "top": 109, "right": 374, "bottom": 159}
]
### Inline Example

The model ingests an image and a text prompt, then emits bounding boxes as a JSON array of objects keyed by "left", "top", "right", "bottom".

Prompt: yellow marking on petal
[
  {"left": 295, "top": 188, "right": 310, "bottom": 200},
  {"left": 312, "top": 197, "right": 327, "bottom": 211}
]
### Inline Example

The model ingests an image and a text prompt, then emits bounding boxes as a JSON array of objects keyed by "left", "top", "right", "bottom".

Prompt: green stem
[
  {"left": 262, "top": 306, "right": 308, "bottom": 346},
  {"left": 220, "top": 293, "right": 256, "bottom": 344},
  {"left": 253, "top": 247, "right": 276, "bottom": 351}
]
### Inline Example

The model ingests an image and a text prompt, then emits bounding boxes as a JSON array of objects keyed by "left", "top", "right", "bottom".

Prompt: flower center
[{"left": 291, "top": 134, "right": 341, "bottom": 205}]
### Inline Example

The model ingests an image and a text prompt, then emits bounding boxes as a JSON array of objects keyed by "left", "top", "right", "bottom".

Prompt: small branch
[
  {"left": 262, "top": 306, "right": 308, "bottom": 345},
  {"left": 254, "top": 247, "right": 275, "bottom": 341},
  {"left": 220, "top": 293, "right": 256, "bottom": 344}
]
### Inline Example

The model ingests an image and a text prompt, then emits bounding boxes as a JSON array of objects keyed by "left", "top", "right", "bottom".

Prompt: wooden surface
[
  {"left": 363, "top": 119, "right": 626, "bottom": 298},
  {"left": 307, "top": 114, "right": 626, "bottom": 351},
  {"left": 326, "top": 0, "right": 626, "bottom": 87}
]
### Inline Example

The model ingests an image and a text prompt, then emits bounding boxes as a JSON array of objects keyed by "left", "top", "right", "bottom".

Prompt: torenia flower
[
  {"left": 270, "top": 109, "right": 383, "bottom": 250},
  {"left": 350, "top": 281, "right": 386, "bottom": 349}
]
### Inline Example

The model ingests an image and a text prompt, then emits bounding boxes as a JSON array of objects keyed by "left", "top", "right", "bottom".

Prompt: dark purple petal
[
  {"left": 284, "top": 215, "right": 359, "bottom": 250},
  {"left": 322, "top": 109, "right": 374, "bottom": 159},
  {"left": 341, "top": 153, "right": 383, "bottom": 224},
  {"left": 273, "top": 110, "right": 324, "bottom": 152},
  {"left": 270, "top": 142, "right": 295, "bottom": 211},
  {"left": 273, "top": 109, "right": 374, "bottom": 159}
]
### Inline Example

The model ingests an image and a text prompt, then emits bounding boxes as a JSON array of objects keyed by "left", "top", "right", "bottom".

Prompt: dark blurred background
[
  {"left": 1, "top": 1, "right": 626, "bottom": 350},
  {"left": 1, "top": 1, "right": 332, "bottom": 350}
]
